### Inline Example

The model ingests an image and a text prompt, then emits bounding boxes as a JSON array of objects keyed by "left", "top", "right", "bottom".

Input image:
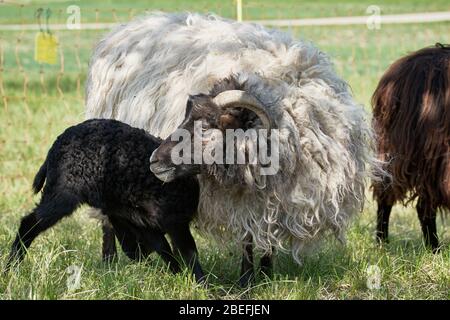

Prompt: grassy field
[{"left": 0, "top": 1, "right": 449, "bottom": 299}]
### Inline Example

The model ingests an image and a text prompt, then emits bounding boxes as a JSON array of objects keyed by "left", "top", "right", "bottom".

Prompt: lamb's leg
[
  {"left": 109, "top": 213, "right": 180, "bottom": 273},
  {"left": 259, "top": 249, "right": 274, "bottom": 277},
  {"left": 144, "top": 232, "right": 180, "bottom": 274},
  {"left": 167, "top": 224, "right": 205, "bottom": 283},
  {"left": 239, "top": 234, "right": 254, "bottom": 287},
  {"left": 416, "top": 198, "right": 439, "bottom": 253},
  {"left": 7, "top": 194, "right": 79, "bottom": 269},
  {"left": 109, "top": 216, "right": 146, "bottom": 261},
  {"left": 101, "top": 219, "right": 117, "bottom": 262}
]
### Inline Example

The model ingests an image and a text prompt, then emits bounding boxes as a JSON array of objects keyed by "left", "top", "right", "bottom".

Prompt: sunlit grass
[{"left": 0, "top": 17, "right": 449, "bottom": 299}]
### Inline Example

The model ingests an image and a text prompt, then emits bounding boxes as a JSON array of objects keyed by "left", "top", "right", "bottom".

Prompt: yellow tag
[{"left": 34, "top": 32, "right": 58, "bottom": 65}]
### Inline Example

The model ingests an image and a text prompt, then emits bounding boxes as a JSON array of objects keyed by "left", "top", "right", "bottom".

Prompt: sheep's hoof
[
  {"left": 375, "top": 234, "right": 389, "bottom": 247},
  {"left": 431, "top": 244, "right": 441, "bottom": 254},
  {"left": 260, "top": 267, "right": 273, "bottom": 279},
  {"left": 259, "top": 258, "right": 273, "bottom": 278}
]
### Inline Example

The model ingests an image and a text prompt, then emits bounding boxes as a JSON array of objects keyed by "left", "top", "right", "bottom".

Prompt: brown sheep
[{"left": 372, "top": 43, "right": 449, "bottom": 252}]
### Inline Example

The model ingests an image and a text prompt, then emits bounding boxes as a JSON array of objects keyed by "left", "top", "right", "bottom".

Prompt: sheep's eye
[{"left": 245, "top": 120, "right": 254, "bottom": 128}]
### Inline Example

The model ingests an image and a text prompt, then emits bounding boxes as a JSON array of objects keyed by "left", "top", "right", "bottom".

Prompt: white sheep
[{"left": 86, "top": 12, "right": 377, "bottom": 283}]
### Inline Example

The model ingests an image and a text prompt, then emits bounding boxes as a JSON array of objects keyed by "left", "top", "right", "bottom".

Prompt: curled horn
[{"left": 212, "top": 90, "right": 272, "bottom": 130}]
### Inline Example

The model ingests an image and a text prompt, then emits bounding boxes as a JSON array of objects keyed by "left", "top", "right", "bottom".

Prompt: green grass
[{"left": 0, "top": 5, "right": 449, "bottom": 299}]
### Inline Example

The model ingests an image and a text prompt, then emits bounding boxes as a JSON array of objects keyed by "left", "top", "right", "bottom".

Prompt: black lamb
[{"left": 7, "top": 119, "right": 204, "bottom": 282}]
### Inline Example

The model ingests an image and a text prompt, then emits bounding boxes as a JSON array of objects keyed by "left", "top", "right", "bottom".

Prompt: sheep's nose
[{"left": 149, "top": 150, "right": 159, "bottom": 164}]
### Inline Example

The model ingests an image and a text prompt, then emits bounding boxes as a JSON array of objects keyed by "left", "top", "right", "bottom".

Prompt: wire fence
[
  {"left": 0, "top": 1, "right": 449, "bottom": 114},
  {"left": 3, "top": 2, "right": 239, "bottom": 113}
]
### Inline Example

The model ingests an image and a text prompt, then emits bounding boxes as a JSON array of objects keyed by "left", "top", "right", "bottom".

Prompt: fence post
[{"left": 236, "top": 0, "right": 242, "bottom": 21}]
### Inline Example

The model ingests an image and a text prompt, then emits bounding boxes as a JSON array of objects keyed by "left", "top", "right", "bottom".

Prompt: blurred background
[
  {"left": 1, "top": 0, "right": 449, "bottom": 113},
  {"left": 0, "top": 0, "right": 448, "bottom": 299}
]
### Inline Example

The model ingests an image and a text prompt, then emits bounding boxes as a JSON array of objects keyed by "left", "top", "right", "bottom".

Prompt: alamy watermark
[
  {"left": 169, "top": 121, "right": 280, "bottom": 175},
  {"left": 366, "top": 265, "right": 381, "bottom": 290},
  {"left": 66, "top": 264, "right": 82, "bottom": 292},
  {"left": 366, "top": 5, "right": 381, "bottom": 30},
  {"left": 66, "top": 5, "right": 81, "bottom": 30}
]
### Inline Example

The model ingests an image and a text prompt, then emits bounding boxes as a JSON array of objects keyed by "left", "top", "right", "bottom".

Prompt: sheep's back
[
  {"left": 46, "top": 119, "right": 199, "bottom": 226},
  {"left": 44, "top": 120, "right": 154, "bottom": 205},
  {"left": 372, "top": 47, "right": 450, "bottom": 209}
]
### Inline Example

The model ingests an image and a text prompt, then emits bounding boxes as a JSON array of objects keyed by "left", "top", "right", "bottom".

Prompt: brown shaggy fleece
[{"left": 372, "top": 43, "right": 450, "bottom": 210}]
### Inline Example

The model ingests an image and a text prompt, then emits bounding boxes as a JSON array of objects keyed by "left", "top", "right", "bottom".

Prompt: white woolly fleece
[{"left": 85, "top": 12, "right": 376, "bottom": 263}]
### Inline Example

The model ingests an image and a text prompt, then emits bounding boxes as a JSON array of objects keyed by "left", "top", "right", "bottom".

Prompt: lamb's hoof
[
  {"left": 102, "top": 253, "right": 117, "bottom": 263},
  {"left": 238, "top": 272, "right": 254, "bottom": 287},
  {"left": 196, "top": 275, "right": 209, "bottom": 288},
  {"left": 4, "top": 252, "right": 20, "bottom": 273},
  {"left": 3, "top": 262, "right": 13, "bottom": 276},
  {"left": 194, "top": 269, "right": 207, "bottom": 285}
]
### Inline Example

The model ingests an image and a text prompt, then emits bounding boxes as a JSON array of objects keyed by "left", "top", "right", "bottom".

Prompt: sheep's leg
[
  {"left": 239, "top": 234, "right": 254, "bottom": 287},
  {"left": 416, "top": 198, "right": 439, "bottom": 253},
  {"left": 376, "top": 201, "right": 393, "bottom": 244},
  {"left": 101, "top": 219, "right": 117, "bottom": 262},
  {"left": 7, "top": 195, "right": 79, "bottom": 269},
  {"left": 373, "top": 174, "right": 395, "bottom": 245},
  {"left": 259, "top": 249, "right": 274, "bottom": 277},
  {"left": 167, "top": 224, "right": 205, "bottom": 283}
]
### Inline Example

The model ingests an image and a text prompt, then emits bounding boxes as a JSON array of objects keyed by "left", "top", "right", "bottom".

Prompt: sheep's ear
[
  {"left": 185, "top": 96, "right": 195, "bottom": 119},
  {"left": 218, "top": 113, "right": 241, "bottom": 130}
]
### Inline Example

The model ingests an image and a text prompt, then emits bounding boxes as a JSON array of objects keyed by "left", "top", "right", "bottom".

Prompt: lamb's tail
[{"left": 32, "top": 158, "right": 48, "bottom": 194}]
